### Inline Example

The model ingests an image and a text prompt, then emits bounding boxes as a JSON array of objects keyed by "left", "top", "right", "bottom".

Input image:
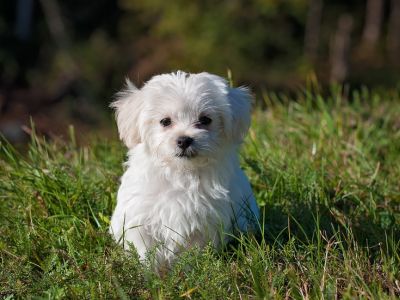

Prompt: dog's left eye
[
  {"left": 160, "top": 117, "right": 172, "bottom": 127},
  {"left": 198, "top": 116, "right": 212, "bottom": 125}
]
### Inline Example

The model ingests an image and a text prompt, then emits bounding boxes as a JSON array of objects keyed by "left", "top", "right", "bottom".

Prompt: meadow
[{"left": 1, "top": 86, "right": 399, "bottom": 299}]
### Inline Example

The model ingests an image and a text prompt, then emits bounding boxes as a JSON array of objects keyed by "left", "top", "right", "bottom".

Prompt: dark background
[{"left": 1, "top": 0, "right": 399, "bottom": 143}]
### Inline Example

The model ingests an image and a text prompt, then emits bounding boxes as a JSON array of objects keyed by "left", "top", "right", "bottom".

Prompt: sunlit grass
[{"left": 1, "top": 87, "right": 399, "bottom": 299}]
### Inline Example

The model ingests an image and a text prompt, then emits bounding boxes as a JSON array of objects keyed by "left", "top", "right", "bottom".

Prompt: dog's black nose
[{"left": 177, "top": 136, "right": 193, "bottom": 149}]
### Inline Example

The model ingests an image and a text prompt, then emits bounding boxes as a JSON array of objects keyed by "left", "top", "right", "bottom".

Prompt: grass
[{"left": 1, "top": 86, "right": 400, "bottom": 299}]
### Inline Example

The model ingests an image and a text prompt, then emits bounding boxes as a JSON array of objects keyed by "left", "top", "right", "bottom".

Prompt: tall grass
[{"left": 1, "top": 87, "right": 399, "bottom": 299}]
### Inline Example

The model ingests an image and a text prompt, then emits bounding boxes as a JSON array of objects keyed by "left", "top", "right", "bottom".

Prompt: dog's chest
[
  {"left": 149, "top": 184, "right": 232, "bottom": 244},
  {"left": 122, "top": 168, "right": 233, "bottom": 233}
]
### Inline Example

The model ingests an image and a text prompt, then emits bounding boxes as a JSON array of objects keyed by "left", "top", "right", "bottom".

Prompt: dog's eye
[
  {"left": 160, "top": 117, "right": 172, "bottom": 127},
  {"left": 199, "top": 116, "right": 212, "bottom": 126}
]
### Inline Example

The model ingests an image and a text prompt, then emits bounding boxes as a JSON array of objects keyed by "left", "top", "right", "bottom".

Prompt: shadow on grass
[{"left": 256, "top": 201, "right": 399, "bottom": 254}]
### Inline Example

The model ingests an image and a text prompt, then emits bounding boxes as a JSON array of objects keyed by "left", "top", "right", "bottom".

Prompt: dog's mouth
[{"left": 176, "top": 149, "right": 198, "bottom": 159}]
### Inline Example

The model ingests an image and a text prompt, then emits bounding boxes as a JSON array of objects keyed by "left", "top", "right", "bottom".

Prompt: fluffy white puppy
[{"left": 109, "top": 71, "right": 259, "bottom": 267}]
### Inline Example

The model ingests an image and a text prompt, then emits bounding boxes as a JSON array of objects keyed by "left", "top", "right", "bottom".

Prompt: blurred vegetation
[{"left": 0, "top": 0, "right": 399, "bottom": 141}]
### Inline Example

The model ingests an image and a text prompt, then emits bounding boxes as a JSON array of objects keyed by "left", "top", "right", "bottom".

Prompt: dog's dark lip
[{"left": 176, "top": 150, "right": 197, "bottom": 159}]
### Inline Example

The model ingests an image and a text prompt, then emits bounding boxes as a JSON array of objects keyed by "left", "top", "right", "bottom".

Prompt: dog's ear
[
  {"left": 226, "top": 86, "right": 252, "bottom": 143},
  {"left": 110, "top": 79, "right": 143, "bottom": 148},
  {"left": 199, "top": 73, "right": 252, "bottom": 143}
]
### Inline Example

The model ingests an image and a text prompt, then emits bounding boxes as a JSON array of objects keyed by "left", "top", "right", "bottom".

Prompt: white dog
[{"left": 109, "top": 71, "right": 259, "bottom": 267}]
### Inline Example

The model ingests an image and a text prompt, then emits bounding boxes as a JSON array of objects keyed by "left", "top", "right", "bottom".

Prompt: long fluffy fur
[{"left": 109, "top": 71, "right": 259, "bottom": 267}]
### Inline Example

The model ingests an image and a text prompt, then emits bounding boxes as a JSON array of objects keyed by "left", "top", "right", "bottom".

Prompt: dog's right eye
[{"left": 160, "top": 117, "right": 172, "bottom": 127}]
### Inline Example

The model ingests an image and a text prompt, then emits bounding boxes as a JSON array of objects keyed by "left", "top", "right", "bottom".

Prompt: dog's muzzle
[
  {"left": 176, "top": 136, "right": 193, "bottom": 150},
  {"left": 175, "top": 136, "right": 198, "bottom": 158}
]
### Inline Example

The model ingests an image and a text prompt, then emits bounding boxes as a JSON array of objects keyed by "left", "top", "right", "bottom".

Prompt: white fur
[{"left": 109, "top": 71, "right": 259, "bottom": 267}]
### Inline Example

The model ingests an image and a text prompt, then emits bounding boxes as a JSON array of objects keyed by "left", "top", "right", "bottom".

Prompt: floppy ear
[
  {"left": 110, "top": 79, "right": 143, "bottom": 148},
  {"left": 194, "top": 72, "right": 252, "bottom": 143},
  {"left": 227, "top": 86, "right": 252, "bottom": 143}
]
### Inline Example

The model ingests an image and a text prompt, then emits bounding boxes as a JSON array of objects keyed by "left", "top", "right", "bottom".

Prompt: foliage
[
  {"left": 1, "top": 88, "right": 400, "bottom": 299},
  {"left": 122, "top": 0, "right": 308, "bottom": 79},
  {"left": 1, "top": 0, "right": 399, "bottom": 107}
]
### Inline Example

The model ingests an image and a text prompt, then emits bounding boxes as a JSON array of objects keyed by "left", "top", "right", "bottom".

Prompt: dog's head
[{"left": 111, "top": 71, "right": 252, "bottom": 167}]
